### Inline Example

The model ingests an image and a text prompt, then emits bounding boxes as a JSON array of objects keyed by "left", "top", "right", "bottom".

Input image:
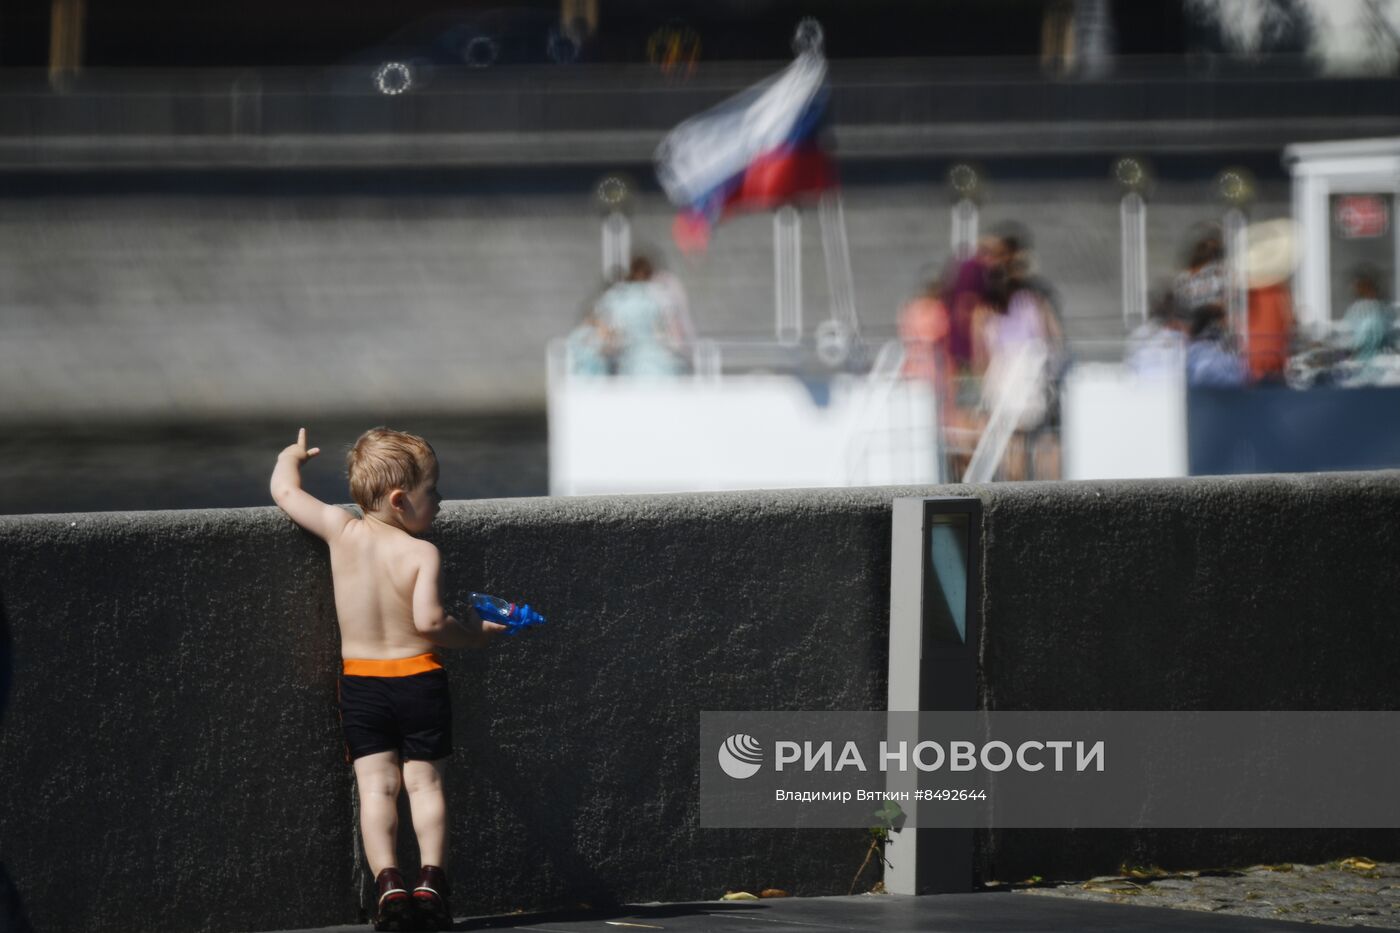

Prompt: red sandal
[
  {"left": 412, "top": 864, "right": 453, "bottom": 931},
  {"left": 373, "top": 867, "right": 414, "bottom": 931}
]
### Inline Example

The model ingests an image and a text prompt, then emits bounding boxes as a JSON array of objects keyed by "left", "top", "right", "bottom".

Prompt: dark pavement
[{"left": 256, "top": 892, "right": 1358, "bottom": 933}]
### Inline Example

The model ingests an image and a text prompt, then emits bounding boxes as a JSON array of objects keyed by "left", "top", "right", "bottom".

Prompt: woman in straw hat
[{"left": 1244, "top": 219, "right": 1297, "bottom": 383}]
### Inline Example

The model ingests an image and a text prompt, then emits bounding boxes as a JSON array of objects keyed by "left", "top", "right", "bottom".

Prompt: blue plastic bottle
[{"left": 469, "top": 592, "right": 546, "bottom": 636}]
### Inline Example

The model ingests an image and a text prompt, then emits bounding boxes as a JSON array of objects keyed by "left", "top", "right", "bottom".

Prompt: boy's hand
[
  {"left": 270, "top": 427, "right": 350, "bottom": 543},
  {"left": 279, "top": 428, "right": 321, "bottom": 464}
]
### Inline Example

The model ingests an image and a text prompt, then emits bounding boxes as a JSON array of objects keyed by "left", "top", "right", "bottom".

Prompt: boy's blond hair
[{"left": 346, "top": 427, "right": 437, "bottom": 513}]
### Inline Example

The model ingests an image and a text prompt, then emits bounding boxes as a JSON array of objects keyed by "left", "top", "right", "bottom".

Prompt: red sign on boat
[{"left": 1334, "top": 195, "right": 1390, "bottom": 239}]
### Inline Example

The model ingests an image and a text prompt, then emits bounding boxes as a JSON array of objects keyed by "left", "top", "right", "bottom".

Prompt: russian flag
[{"left": 655, "top": 50, "right": 836, "bottom": 251}]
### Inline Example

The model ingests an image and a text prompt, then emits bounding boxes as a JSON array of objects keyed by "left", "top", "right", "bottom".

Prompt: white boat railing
[{"left": 843, "top": 340, "right": 943, "bottom": 486}]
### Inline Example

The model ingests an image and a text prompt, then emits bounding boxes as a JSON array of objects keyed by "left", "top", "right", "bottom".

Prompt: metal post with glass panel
[{"left": 885, "top": 496, "right": 983, "bottom": 895}]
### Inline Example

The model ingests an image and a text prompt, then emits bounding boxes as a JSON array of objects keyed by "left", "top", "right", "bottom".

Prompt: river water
[{"left": 0, "top": 414, "right": 548, "bottom": 516}]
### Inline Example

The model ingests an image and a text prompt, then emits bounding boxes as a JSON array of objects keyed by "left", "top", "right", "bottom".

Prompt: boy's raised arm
[{"left": 270, "top": 428, "right": 353, "bottom": 543}]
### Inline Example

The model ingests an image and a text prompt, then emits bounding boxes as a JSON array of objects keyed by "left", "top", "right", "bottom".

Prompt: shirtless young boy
[{"left": 271, "top": 426, "right": 506, "bottom": 931}]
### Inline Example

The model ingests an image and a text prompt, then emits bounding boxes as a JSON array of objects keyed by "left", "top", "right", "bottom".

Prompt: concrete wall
[
  {"left": 0, "top": 172, "right": 1289, "bottom": 421},
  {"left": 976, "top": 472, "right": 1400, "bottom": 880},
  {"left": 3, "top": 472, "right": 1399, "bottom": 932}
]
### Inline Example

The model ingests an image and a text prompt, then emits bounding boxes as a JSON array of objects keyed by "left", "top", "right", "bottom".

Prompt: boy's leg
[
  {"left": 402, "top": 757, "right": 449, "bottom": 868},
  {"left": 404, "top": 758, "right": 453, "bottom": 931},
  {"left": 353, "top": 749, "right": 403, "bottom": 877}
]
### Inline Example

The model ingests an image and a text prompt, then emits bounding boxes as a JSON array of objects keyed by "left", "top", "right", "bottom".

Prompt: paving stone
[{"left": 1014, "top": 860, "right": 1400, "bottom": 929}]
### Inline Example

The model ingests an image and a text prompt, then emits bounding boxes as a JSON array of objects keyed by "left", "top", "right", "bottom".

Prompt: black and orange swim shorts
[{"left": 336, "top": 652, "right": 452, "bottom": 763}]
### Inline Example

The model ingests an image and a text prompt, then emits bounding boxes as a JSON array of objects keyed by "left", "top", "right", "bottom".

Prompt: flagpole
[
  {"left": 772, "top": 18, "right": 825, "bottom": 347},
  {"left": 775, "top": 205, "right": 803, "bottom": 345},
  {"left": 819, "top": 191, "right": 861, "bottom": 365}
]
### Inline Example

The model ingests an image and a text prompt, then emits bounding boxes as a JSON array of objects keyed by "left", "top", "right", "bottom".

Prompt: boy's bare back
[{"left": 328, "top": 518, "right": 438, "bottom": 660}]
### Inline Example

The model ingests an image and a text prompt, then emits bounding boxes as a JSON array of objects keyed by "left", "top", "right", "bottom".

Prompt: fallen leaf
[
  {"left": 759, "top": 889, "right": 789, "bottom": 898},
  {"left": 1341, "top": 857, "right": 1378, "bottom": 872},
  {"left": 721, "top": 891, "right": 759, "bottom": 901},
  {"left": 1081, "top": 880, "right": 1143, "bottom": 894}
]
